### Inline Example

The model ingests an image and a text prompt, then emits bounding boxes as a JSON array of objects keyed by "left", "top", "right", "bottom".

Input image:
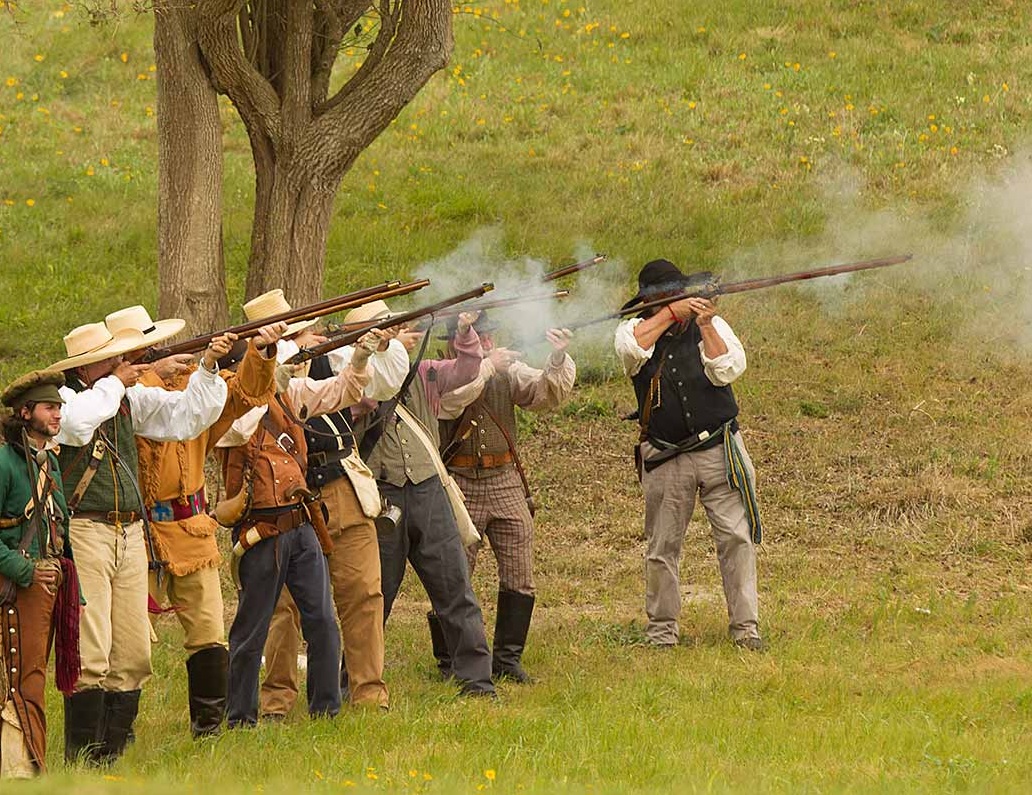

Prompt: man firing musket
[{"left": 612, "top": 254, "right": 912, "bottom": 654}]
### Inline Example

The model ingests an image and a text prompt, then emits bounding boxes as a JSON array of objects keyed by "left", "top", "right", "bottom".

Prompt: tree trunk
[
  {"left": 244, "top": 158, "right": 342, "bottom": 306},
  {"left": 154, "top": 0, "right": 228, "bottom": 335}
]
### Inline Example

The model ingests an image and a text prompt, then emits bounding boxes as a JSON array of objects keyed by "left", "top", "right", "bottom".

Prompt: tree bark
[{"left": 155, "top": 0, "right": 229, "bottom": 335}]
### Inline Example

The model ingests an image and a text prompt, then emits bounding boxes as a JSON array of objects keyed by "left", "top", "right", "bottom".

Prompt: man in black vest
[{"left": 614, "top": 259, "right": 763, "bottom": 651}]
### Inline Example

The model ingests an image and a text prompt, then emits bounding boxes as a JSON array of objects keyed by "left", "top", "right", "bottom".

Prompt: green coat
[{"left": 0, "top": 441, "right": 71, "bottom": 587}]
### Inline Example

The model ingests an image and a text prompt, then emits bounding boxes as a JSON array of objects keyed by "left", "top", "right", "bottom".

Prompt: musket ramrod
[{"left": 569, "top": 254, "right": 913, "bottom": 329}]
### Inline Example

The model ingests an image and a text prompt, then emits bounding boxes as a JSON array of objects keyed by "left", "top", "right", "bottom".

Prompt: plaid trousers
[{"left": 453, "top": 466, "right": 534, "bottom": 595}]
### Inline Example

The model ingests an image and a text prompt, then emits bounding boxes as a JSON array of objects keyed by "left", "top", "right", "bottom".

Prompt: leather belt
[
  {"left": 449, "top": 451, "right": 513, "bottom": 469},
  {"left": 74, "top": 510, "right": 141, "bottom": 525},
  {"left": 248, "top": 504, "right": 307, "bottom": 532},
  {"left": 147, "top": 489, "right": 207, "bottom": 523}
]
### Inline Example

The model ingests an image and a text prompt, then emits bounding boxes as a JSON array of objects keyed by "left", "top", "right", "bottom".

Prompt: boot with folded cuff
[{"left": 63, "top": 688, "right": 106, "bottom": 765}]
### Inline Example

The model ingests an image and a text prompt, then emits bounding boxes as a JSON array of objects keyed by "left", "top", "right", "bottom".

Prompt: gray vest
[{"left": 359, "top": 377, "right": 440, "bottom": 488}]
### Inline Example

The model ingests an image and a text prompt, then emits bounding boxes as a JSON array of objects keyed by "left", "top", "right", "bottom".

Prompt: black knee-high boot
[
  {"left": 492, "top": 590, "right": 535, "bottom": 683},
  {"left": 187, "top": 646, "right": 228, "bottom": 738}
]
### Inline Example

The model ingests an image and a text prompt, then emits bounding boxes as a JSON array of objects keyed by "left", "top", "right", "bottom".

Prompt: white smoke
[{"left": 409, "top": 226, "right": 630, "bottom": 368}]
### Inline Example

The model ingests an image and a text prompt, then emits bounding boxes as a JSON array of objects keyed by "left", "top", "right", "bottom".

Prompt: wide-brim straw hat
[
  {"left": 105, "top": 305, "right": 186, "bottom": 349},
  {"left": 342, "top": 299, "right": 393, "bottom": 327},
  {"left": 49, "top": 322, "right": 151, "bottom": 372},
  {"left": 243, "top": 289, "right": 318, "bottom": 337}
]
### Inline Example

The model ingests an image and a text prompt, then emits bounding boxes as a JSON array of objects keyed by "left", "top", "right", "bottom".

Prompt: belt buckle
[{"left": 275, "top": 432, "right": 296, "bottom": 454}]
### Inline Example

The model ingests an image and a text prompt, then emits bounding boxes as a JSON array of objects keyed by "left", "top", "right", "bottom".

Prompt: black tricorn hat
[{"left": 622, "top": 259, "right": 714, "bottom": 311}]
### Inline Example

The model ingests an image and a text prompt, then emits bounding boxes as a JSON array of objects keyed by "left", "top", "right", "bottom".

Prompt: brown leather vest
[
  {"left": 222, "top": 398, "right": 308, "bottom": 509},
  {"left": 441, "top": 369, "right": 517, "bottom": 476}
]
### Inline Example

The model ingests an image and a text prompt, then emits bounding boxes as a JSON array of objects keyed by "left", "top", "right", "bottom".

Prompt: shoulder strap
[
  {"left": 66, "top": 435, "right": 107, "bottom": 513},
  {"left": 358, "top": 329, "right": 432, "bottom": 460},
  {"left": 440, "top": 406, "right": 477, "bottom": 465}
]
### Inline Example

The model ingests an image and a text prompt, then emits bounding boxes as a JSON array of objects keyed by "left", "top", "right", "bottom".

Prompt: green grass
[{"left": 3, "top": 0, "right": 1032, "bottom": 791}]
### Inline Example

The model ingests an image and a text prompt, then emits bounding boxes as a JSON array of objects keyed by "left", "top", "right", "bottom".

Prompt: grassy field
[{"left": 3, "top": 0, "right": 1032, "bottom": 792}]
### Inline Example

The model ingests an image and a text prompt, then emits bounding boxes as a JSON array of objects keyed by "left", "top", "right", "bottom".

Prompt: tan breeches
[
  {"left": 69, "top": 518, "right": 152, "bottom": 691},
  {"left": 149, "top": 565, "right": 226, "bottom": 654}
]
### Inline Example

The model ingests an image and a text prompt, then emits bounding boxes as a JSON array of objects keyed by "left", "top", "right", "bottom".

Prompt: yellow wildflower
[
  {"left": 485, "top": 770, "right": 497, "bottom": 780},
  {"left": 34, "top": 54, "right": 45, "bottom": 62},
  {"left": 25, "top": 199, "right": 35, "bottom": 207},
  {"left": 120, "top": 52, "right": 128, "bottom": 63}
]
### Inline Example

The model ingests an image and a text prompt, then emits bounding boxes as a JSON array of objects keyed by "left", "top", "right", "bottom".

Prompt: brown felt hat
[{"left": 1, "top": 370, "right": 66, "bottom": 410}]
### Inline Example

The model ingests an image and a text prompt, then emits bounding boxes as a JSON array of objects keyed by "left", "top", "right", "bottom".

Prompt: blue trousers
[
  {"left": 227, "top": 523, "right": 341, "bottom": 726},
  {"left": 378, "top": 476, "right": 493, "bottom": 694}
]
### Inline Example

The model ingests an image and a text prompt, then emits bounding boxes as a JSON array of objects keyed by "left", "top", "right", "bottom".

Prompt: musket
[
  {"left": 568, "top": 254, "right": 914, "bottom": 329},
  {"left": 541, "top": 253, "right": 607, "bottom": 283},
  {"left": 287, "top": 283, "right": 495, "bottom": 364},
  {"left": 141, "top": 280, "right": 423, "bottom": 362},
  {"left": 412, "top": 289, "right": 570, "bottom": 321},
  {"left": 320, "top": 279, "right": 433, "bottom": 337}
]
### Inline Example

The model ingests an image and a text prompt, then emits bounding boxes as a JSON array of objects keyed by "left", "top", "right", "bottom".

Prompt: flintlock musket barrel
[
  {"left": 287, "top": 283, "right": 495, "bottom": 365},
  {"left": 142, "top": 280, "right": 427, "bottom": 362}
]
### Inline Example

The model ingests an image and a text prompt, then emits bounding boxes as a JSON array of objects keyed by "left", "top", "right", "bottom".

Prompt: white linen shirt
[
  {"left": 56, "top": 365, "right": 228, "bottom": 446},
  {"left": 613, "top": 316, "right": 747, "bottom": 386},
  {"left": 275, "top": 337, "right": 409, "bottom": 401}
]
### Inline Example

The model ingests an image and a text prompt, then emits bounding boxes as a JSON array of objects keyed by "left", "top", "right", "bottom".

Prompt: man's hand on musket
[
  {"left": 546, "top": 327, "right": 573, "bottom": 365},
  {"left": 350, "top": 331, "right": 381, "bottom": 369},
  {"left": 488, "top": 347, "right": 523, "bottom": 371},
  {"left": 679, "top": 296, "right": 718, "bottom": 327},
  {"left": 365, "top": 327, "right": 395, "bottom": 352},
  {"left": 254, "top": 322, "right": 288, "bottom": 351},
  {"left": 291, "top": 328, "right": 329, "bottom": 350},
  {"left": 202, "top": 332, "right": 237, "bottom": 372},
  {"left": 397, "top": 326, "right": 425, "bottom": 353},
  {"left": 112, "top": 359, "right": 151, "bottom": 387},
  {"left": 456, "top": 310, "right": 481, "bottom": 335},
  {"left": 149, "top": 353, "right": 195, "bottom": 381}
]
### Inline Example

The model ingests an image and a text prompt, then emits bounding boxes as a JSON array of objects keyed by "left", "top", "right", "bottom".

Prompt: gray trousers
[
  {"left": 378, "top": 476, "right": 493, "bottom": 693},
  {"left": 227, "top": 523, "right": 341, "bottom": 726},
  {"left": 641, "top": 433, "right": 760, "bottom": 645}
]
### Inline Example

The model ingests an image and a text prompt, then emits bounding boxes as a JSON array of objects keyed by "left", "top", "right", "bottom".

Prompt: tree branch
[
  {"left": 196, "top": 0, "right": 282, "bottom": 148},
  {"left": 316, "top": 0, "right": 450, "bottom": 121},
  {"left": 311, "top": 0, "right": 346, "bottom": 105}
]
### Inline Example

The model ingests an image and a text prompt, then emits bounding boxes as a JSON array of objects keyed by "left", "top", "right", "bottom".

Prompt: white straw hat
[
  {"left": 105, "top": 305, "right": 186, "bottom": 347},
  {"left": 49, "top": 322, "right": 149, "bottom": 372},
  {"left": 242, "top": 289, "right": 318, "bottom": 337},
  {"left": 342, "top": 299, "right": 392, "bottom": 326}
]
